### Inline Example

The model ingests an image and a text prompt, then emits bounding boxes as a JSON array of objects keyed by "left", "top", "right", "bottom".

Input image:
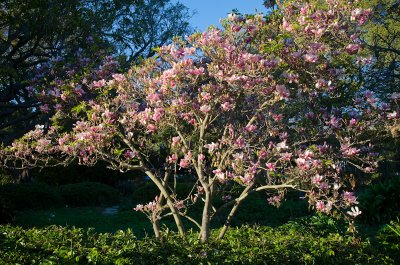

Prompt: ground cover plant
[
  {"left": 1, "top": 0, "right": 399, "bottom": 243},
  {"left": 0, "top": 219, "right": 399, "bottom": 264}
]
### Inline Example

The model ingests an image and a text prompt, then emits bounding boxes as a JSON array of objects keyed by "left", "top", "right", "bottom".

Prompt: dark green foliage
[
  {"left": 130, "top": 182, "right": 194, "bottom": 203},
  {"left": 0, "top": 221, "right": 398, "bottom": 264},
  {"left": 58, "top": 182, "right": 120, "bottom": 207},
  {"left": 375, "top": 220, "right": 400, "bottom": 262},
  {"left": 33, "top": 162, "right": 140, "bottom": 186},
  {"left": 0, "top": 183, "right": 64, "bottom": 223},
  {"left": 13, "top": 206, "right": 152, "bottom": 235},
  {"left": 0, "top": 182, "right": 121, "bottom": 223},
  {"left": 358, "top": 176, "right": 400, "bottom": 224}
]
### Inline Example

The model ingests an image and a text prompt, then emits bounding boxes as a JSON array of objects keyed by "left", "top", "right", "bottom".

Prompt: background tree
[
  {"left": 357, "top": 0, "right": 400, "bottom": 174},
  {"left": 360, "top": 0, "right": 400, "bottom": 98},
  {"left": 0, "top": 0, "right": 192, "bottom": 144}
]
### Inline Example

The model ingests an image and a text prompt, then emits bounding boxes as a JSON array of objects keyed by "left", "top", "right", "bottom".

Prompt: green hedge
[
  {"left": 131, "top": 182, "right": 194, "bottom": 203},
  {"left": 0, "top": 221, "right": 398, "bottom": 264},
  {"left": 0, "top": 182, "right": 120, "bottom": 224},
  {"left": 0, "top": 183, "right": 64, "bottom": 223},
  {"left": 358, "top": 175, "right": 400, "bottom": 224},
  {"left": 58, "top": 182, "right": 120, "bottom": 207},
  {"left": 33, "top": 162, "right": 139, "bottom": 186}
]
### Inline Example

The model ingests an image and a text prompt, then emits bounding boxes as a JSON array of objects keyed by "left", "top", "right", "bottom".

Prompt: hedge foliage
[
  {"left": 0, "top": 220, "right": 399, "bottom": 265},
  {"left": 359, "top": 175, "right": 400, "bottom": 224},
  {"left": 0, "top": 182, "right": 120, "bottom": 223}
]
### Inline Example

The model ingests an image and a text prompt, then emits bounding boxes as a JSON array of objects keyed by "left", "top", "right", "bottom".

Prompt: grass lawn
[{"left": 13, "top": 193, "right": 311, "bottom": 237}]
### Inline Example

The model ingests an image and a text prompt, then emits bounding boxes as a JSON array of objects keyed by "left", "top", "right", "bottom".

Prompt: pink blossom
[
  {"left": 172, "top": 136, "right": 180, "bottom": 147},
  {"left": 221, "top": 102, "right": 233, "bottom": 111},
  {"left": 146, "top": 124, "right": 157, "bottom": 133},
  {"left": 296, "top": 158, "right": 310, "bottom": 171},
  {"left": 213, "top": 169, "right": 226, "bottom": 182},
  {"left": 204, "top": 142, "right": 218, "bottom": 153},
  {"left": 282, "top": 18, "right": 293, "bottom": 32},
  {"left": 188, "top": 118, "right": 196, "bottom": 125},
  {"left": 133, "top": 204, "right": 144, "bottom": 211},
  {"left": 184, "top": 47, "right": 196, "bottom": 56},
  {"left": 147, "top": 93, "right": 161, "bottom": 103},
  {"left": 341, "top": 145, "right": 360, "bottom": 157},
  {"left": 349, "top": 118, "right": 357, "bottom": 127},
  {"left": 179, "top": 158, "right": 190, "bottom": 168},
  {"left": 189, "top": 67, "right": 205, "bottom": 76},
  {"left": 265, "top": 163, "right": 276, "bottom": 171},
  {"left": 272, "top": 114, "right": 284, "bottom": 122},
  {"left": 303, "top": 150, "right": 314, "bottom": 159},
  {"left": 125, "top": 150, "right": 138, "bottom": 159},
  {"left": 276, "top": 85, "right": 290, "bottom": 99},
  {"left": 300, "top": 5, "right": 309, "bottom": 15},
  {"left": 281, "top": 152, "right": 292, "bottom": 161},
  {"left": 112, "top": 73, "right": 126, "bottom": 82},
  {"left": 198, "top": 153, "right": 205, "bottom": 161},
  {"left": 387, "top": 111, "right": 398, "bottom": 119},
  {"left": 276, "top": 141, "right": 288, "bottom": 150},
  {"left": 267, "top": 195, "right": 282, "bottom": 207},
  {"left": 319, "top": 182, "right": 329, "bottom": 190},
  {"left": 245, "top": 124, "right": 257, "bottom": 132},
  {"left": 282, "top": 72, "right": 299, "bottom": 83},
  {"left": 168, "top": 154, "right": 178, "bottom": 164},
  {"left": 240, "top": 173, "right": 254, "bottom": 184},
  {"left": 316, "top": 201, "right": 325, "bottom": 212},
  {"left": 74, "top": 86, "right": 85, "bottom": 96},
  {"left": 235, "top": 138, "right": 245, "bottom": 148},
  {"left": 345, "top": 44, "right": 360, "bottom": 54},
  {"left": 351, "top": 8, "right": 371, "bottom": 25},
  {"left": 303, "top": 53, "right": 318, "bottom": 63},
  {"left": 200, "top": 92, "right": 211, "bottom": 101},
  {"left": 93, "top": 79, "right": 106, "bottom": 88},
  {"left": 200, "top": 105, "right": 211, "bottom": 113},
  {"left": 311, "top": 175, "right": 324, "bottom": 184},
  {"left": 152, "top": 108, "right": 164, "bottom": 122},
  {"left": 343, "top": 191, "right": 358, "bottom": 205},
  {"left": 39, "top": 104, "right": 50, "bottom": 113}
]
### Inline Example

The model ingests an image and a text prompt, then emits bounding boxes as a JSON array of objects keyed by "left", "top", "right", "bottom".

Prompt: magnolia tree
[{"left": 1, "top": 0, "right": 399, "bottom": 242}]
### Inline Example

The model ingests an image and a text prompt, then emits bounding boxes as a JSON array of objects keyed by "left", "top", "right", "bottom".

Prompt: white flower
[{"left": 347, "top": 206, "right": 362, "bottom": 217}]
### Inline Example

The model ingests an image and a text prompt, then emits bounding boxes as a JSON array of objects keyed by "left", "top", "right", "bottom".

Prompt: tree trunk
[
  {"left": 199, "top": 189, "right": 213, "bottom": 243},
  {"left": 152, "top": 218, "right": 161, "bottom": 239},
  {"left": 145, "top": 170, "right": 185, "bottom": 236},
  {"left": 218, "top": 184, "right": 253, "bottom": 239}
]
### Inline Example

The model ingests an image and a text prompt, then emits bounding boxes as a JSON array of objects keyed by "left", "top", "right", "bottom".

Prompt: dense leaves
[{"left": 0, "top": 221, "right": 399, "bottom": 264}]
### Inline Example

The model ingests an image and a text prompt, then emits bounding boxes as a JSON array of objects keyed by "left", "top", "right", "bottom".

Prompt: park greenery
[{"left": 0, "top": 0, "right": 400, "bottom": 263}]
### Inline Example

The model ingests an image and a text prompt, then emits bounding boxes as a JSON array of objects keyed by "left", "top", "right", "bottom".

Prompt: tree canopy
[{"left": 0, "top": 0, "right": 192, "bottom": 144}]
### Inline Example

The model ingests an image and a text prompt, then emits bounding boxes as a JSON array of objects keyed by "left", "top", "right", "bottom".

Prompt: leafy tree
[
  {"left": 360, "top": 0, "right": 400, "bottom": 97},
  {"left": 0, "top": 0, "right": 192, "bottom": 144},
  {"left": 2, "top": 0, "right": 399, "bottom": 243}
]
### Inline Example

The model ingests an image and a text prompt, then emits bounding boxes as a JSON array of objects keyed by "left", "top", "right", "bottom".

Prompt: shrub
[
  {"left": 33, "top": 162, "right": 137, "bottom": 186},
  {"left": 0, "top": 168, "right": 14, "bottom": 185},
  {"left": 58, "top": 182, "right": 120, "bottom": 207},
  {"left": 358, "top": 176, "right": 400, "bottom": 224},
  {"left": 0, "top": 223, "right": 397, "bottom": 265},
  {"left": 131, "top": 182, "right": 194, "bottom": 204},
  {"left": 0, "top": 183, "right": 64, "bottom": 223}
]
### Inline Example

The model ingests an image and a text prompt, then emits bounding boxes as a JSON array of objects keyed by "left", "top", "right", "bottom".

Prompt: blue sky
[{"left": 176, "top": 0, "right": 266, "bottom": 31}]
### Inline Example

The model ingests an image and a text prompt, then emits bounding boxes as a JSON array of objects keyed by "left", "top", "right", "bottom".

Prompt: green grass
[
  {"left": 14, "top": 206, "right": 150, "bottom": 235},
  {"left": 13, "top": 193, "right": 311, "bottom": 238}
]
